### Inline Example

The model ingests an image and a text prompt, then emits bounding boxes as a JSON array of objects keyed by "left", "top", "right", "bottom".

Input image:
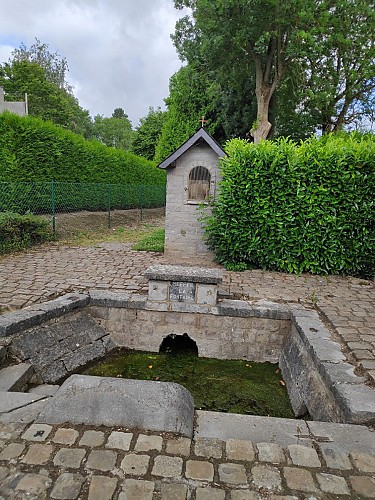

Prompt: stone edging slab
[
  {"left": 36, "top": 374, "right": 195, "bottom": 438},
  {"left": 280, "top": 307, "right": 375, "bottom": 425},
  {"left": 0, "top": 294, "right": 89, "bottom": 337}
]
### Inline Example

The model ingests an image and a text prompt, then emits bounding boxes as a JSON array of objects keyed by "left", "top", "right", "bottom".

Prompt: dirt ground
[{"left": 43, "top": 207, "right": 165, "bottom": 238}]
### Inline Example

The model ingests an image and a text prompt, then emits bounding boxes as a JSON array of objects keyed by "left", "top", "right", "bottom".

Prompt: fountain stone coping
[{"left": 144, "top": 264, "right": 223, "bottom": 284}]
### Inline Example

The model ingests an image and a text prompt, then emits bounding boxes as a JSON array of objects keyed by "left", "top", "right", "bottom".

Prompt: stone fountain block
[
  {"left": 36, "top": 374, "right": 195, "bottom": 437},
  {"left": 145, "top": 265, "right": 223, "bottom": 306}
]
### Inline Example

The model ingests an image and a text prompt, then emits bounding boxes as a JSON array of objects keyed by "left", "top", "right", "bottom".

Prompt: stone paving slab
[
  {"left": 0, "top": 362, "right": 33, "bottom": 391},
  {"left": 0, "top": 391, "right": 46, "bottom": 414},
  {"left": 36, "top": 374, "right": 195, "bottom": 438},
  {"left": 195, "top": 411, "right": 313, "bottom": 447},
  {"left": 306, "top": 420, "right": 375, "bottom": 455},
  {"left": 1, "top": 420, "right": 375, "bottom": 499}
]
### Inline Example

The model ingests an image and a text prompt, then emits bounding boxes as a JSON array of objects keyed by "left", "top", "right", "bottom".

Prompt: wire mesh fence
[{"left": 0, "top": 181, "right": 166, "bottom": 238}]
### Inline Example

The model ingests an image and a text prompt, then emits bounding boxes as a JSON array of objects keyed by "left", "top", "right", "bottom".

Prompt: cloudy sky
[{"left": 0, "top": 0, "right": 186, "bottom": 126}]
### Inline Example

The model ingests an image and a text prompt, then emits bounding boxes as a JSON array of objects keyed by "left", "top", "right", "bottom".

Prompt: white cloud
[{"left": 0, "top": 0, "right": 184, "bottom": 125}]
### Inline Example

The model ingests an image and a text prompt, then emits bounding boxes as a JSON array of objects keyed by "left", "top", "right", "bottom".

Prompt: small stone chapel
[{"left": 157, "top": 126, "right": 225, "bottom": 260}]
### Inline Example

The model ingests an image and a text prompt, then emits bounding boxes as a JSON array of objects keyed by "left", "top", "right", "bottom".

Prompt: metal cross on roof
[{"left": 199, "top": 116, "right": 208, "bottom": 127}]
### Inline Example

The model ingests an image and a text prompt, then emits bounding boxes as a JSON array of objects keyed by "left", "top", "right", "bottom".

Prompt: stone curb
[
  {"left": 89, "top": 290, "right": 291, "bottom": 319},
  {"left": 89, "top": 290, "right": 147, "bottom": 309},
  {"left": 0, "top": 294, "right": 89, "bottom": 338},
  {"left": 287, "top": 310, "right": 375, "bottom": 425},
  {"left": 217, "top": 299, "right": 291, "bottom": 320}
]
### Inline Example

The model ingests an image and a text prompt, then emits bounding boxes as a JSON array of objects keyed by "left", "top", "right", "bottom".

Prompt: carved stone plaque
[{"left": 169, "top": 281, "right": 196, "bottom": 303}]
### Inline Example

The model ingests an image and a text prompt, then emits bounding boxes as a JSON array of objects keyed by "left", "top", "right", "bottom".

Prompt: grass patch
[
  {"left": 85, "top": 350, "right": 294, "bottom": 418},
  {"left": 60, "top": 224, "right": 162, "bottom": 247},
  {"left": 133, "top": 228, "right": 165, "bottom": 252}
]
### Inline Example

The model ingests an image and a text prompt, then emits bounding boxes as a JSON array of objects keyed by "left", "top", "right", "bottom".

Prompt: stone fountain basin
[{"left": 1, "top": 291, "right": 374, "bottom": 426}]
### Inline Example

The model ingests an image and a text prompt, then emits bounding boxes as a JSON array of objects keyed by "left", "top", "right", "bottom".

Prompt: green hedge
[
  {"left": 0, "top": 112, "right": 166, "bottom": 185},
  {"left": 205, "top": 134, "right": 374, "bottom": 278},
  {"left": 0, "top": 212, "right": 52, "bottom": 254}
]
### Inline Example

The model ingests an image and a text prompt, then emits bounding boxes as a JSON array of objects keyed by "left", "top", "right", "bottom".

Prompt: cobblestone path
[{"left": 1, "top": 421, "right": 375, "bottom": 499}]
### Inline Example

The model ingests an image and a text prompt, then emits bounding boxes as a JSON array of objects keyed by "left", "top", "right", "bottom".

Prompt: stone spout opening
[{"left": 159, "top": 333, "right": 198, "bottom": 356}]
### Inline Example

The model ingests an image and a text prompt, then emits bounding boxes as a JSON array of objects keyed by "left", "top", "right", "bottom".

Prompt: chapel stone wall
[{"left": 165, "top": 142, "right": 221, "bottom": 259}]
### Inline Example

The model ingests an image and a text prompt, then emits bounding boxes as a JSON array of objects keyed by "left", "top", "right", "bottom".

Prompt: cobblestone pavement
[
  {"left": 1, "top": 421, "right": 375, "bottom": 499},
  {"left": 0, "top": 242, "right": 374, "bottom": 379}
]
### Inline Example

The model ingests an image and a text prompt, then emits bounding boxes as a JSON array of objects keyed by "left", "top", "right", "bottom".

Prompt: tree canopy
[
  {"left": 132, "top": 107, "right": 167, "bottom": 160},
  {"left": 0, "top": 39, "right": 92, "bottom": 137},
  {"left": 155, "top": 64, "right": 222, "bottom": 161},
  {"left": 92, "top": 111, "right": 133, "bottom": 150},
  {"left": 11, "top": 38, "right": 71, "bottom": 91},
  {"left": 112, "top": 107, "right": 129, "bottom": 119},
  {"left": 172, "top": 0, "right": 375, "bottom": 142}
]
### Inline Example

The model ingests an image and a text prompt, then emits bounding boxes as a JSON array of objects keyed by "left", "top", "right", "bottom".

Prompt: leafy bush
[
  {"left": 0, "top": 112, "right": 165, "bottom": 186},
  {"left": 205, "top": 134, "right": 374, "bottom": 278},
  {"left": 0, "top": 212, "right": 52, "bottom": 254}
]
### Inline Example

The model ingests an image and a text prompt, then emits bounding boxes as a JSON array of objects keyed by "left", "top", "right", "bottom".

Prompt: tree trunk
[
  {"left": 251, "top": 83, "right": 273, "bottom": 144},
  {"left": 333, "top": 97, "right": 351, "bottom": 133}
]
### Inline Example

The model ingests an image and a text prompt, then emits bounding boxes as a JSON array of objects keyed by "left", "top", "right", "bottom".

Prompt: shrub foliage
[
  {"left": 205, "top": 134, "right": 374, "bottom": 277},
  {"left": 0, "top": 212, "right": 51, "bottom": 254},
  {"left": 0, "top": 113, "right": 165, "bottom": 186}
]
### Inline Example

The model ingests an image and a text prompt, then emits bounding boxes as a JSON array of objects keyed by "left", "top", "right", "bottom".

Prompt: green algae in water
[{"left": 85, "top": 351, "right": 295, "bottom": 418}]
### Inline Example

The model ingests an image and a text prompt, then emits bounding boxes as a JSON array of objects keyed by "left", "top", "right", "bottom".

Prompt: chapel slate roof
[{"left": 157, "top": 128, "right": 225, "bottom": 169}]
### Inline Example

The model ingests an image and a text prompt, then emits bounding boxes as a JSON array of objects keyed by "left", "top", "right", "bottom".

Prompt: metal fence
[{"left": 0, "top": 181, "right": 166, "bottom": 238}]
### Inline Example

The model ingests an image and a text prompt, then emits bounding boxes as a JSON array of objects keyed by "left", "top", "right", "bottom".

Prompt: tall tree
[
  {"left": 271, "top": 61, "right": 317, "bottom": 139},
  {"left": 112, "top": 107, "right": 128, "bottom": 119},
  {"left": 303, "top": 0, "right": 375, "bottom": 133},
  {"left": 0, "top": 40, "right": 92, "bottom": 137},
  {"left": 10, "top": 38, "right": 71, "bottom": 91},
  {"left": 155, "top": 64, "right": 224, "bottom": 162},
  {"left": 132, "top": 107, "right": 167, "bottom": 160},
  {"left": 173, "top": 0, "right": 375, "bottom": 142},
  {"left": 92, "top": 112, "right": 133, "bottom": 150},
  {"left": 0, "top": 59, "right": 92, "bottom": 137}
]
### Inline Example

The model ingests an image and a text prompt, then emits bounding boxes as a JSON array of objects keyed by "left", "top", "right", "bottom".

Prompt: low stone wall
[
  {"left": 280, "top": 307, "right": 375, "bottom": 425},
  {"left": 1, "top": 294, "right": 115, "bottom": 384},
  {"left": 9, "top": 311, "right": 116, "bottom": 384},
  {"left": 88, "top": 295, "right": 290, "bottom": 363}
]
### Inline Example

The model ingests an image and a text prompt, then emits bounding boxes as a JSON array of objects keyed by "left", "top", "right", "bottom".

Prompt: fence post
[
  {"left": 140, "top": 184, "right": 144, "bottom": 221},
  {"left": 51, "top": 179, "right": 56, "bottom": 239},
  {"left": 107, "top": 184, "right": 111, "bottom": 228}
]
